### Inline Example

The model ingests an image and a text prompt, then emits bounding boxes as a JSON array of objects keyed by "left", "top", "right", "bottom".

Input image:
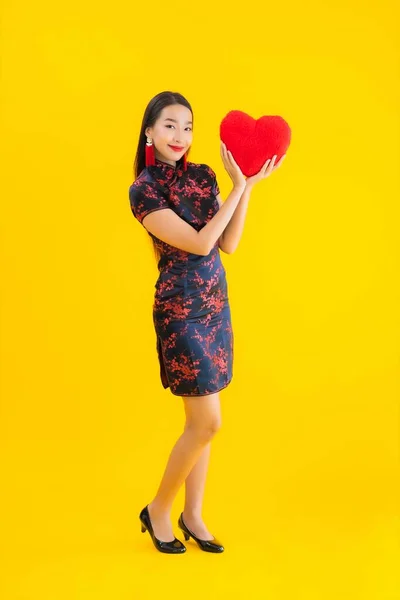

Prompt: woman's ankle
[
  {"left": 148, "top": 499, "right": 172, "bottom": 518},
  {"left": 182, "top": 508, "right": 202, "bottom": 521}
]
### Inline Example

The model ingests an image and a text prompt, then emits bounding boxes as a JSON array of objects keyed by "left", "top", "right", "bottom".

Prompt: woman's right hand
[{"left": 220, "top": 141, "right": 246, "bottom": 189}]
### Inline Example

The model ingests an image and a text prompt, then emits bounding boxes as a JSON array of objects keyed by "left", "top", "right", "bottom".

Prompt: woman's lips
[{"left": 169, "top": 145, "right": 184, "bottom": 152}]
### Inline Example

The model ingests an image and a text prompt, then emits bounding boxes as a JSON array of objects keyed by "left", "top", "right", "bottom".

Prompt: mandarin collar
[{"left": 153, "top": 157, "right": 185, "bottom": 181}]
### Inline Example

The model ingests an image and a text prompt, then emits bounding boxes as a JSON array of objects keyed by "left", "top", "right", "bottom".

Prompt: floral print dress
[{"left": 129, "top": 157, "right": 234, "bottom": 397}]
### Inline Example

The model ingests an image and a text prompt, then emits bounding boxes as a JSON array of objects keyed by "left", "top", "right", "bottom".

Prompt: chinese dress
[{"left": 129, "top": 157, "right": 234, "bottom": 397}]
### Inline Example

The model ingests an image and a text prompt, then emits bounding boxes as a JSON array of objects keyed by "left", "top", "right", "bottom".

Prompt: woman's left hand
[{"left": 245, "top": 153, "right": 286, "bottom": 187}]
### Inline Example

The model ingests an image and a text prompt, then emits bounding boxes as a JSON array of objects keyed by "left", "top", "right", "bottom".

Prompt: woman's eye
[{"left": 166, "top": 125, "right": 192, "bottom": 131}]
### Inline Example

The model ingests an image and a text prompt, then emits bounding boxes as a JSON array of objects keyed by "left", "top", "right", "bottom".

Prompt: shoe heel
[
  {"left": 183, "top": 531, "right": 190, "bottom": 541},
  {"left": 140, "top": 506, "right": 187, "bottom": 554}
]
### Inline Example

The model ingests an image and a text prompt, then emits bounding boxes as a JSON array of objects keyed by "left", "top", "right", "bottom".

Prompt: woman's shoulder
[
  {"left": 187, "top": 161, "right": 216, "bottom": 179},
  {"left": 129, "top": 168, "right": 153, "bottom": 188},
  {"left": 128, "top": 169, "right": 162, "bottom": 199}
]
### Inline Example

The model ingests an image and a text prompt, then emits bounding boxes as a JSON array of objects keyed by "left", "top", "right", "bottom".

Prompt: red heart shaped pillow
[{"left": 220, "top": 110, "right": 291, "bottom": 177}]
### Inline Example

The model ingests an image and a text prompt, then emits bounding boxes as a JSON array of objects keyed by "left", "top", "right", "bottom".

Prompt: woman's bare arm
[
  {"left": 142, "top": 182, "right": 246, "bottom": 256},
  {"left": 215, "top": 186, "right": 252, "bottom": 254},
  {"left": 141, "top": 142, "right": 249, "bottom": 256}
]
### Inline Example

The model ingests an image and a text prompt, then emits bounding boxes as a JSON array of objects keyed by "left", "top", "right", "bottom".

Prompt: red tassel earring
[
  {"left": 182, "top": 152, "right": 187, "bottom": 171},
  {"left": 145, "top": 137, "right": 155, "bottom": 166}
]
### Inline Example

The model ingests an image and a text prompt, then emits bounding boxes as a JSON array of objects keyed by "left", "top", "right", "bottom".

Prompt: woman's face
[{"left": 146, "top": 104, "right": 193, "bottom": 166}]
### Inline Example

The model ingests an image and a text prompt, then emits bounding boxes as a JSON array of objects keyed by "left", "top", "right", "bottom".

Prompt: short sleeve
[
  {"left": 129, "top": 181, "right": 169, "bottom": 225},
  {"left": 203, "top": 165, "right": 220, "bottom": 197}
]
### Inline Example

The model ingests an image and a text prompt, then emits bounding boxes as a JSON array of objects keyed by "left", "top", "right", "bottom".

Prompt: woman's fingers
[
  {"left": 262, "top": 158, "right": 271, "bottom": 171},
  {"left": 227, "top": 149, "right": 237, "bottom": 165},
  {"left": 221, "top": 142, "right": 285, "bottom": 178},
  {"left": 221, "top": 141, "right": 229, "bottom": 166},
  {"left": 221, "top": 141, "right": 233, "bottom": 175},
  {"left": 221, "top": 143, "right": 286, "bottom": 170},
  {"left": 223, "top": 142, "right": 229, "bottom": 163},
  {"left": 274, "top": 154, "right": 286, "bottom": 168},
  {"left": 262, "top": 155, "right": 276, "bottom": 176},
  {"left": 220, "top": 141, "right": 227, "bottom": 168},
  {"left": 224, "top": 145, "right": 240, "bottom": 170},
  {"left": 222, "top": 142, "right": 235, "bottom": 173}
]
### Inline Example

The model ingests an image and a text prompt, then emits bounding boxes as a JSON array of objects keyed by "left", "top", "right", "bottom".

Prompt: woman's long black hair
[{"left": 133, "top": 91, "right": 194, "bottom": 266}]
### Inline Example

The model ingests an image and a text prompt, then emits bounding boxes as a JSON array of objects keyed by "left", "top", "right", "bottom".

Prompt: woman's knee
[
  {"left": 183, "top": 393, "right": 222, "bottom": 440},
  {"left": 186, "top": 418, "right": 221, "bottom": 441}
]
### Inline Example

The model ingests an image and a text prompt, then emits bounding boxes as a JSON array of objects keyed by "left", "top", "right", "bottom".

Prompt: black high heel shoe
[
  {"left": 178, "top": 513, "right": 225, "bottom": 553},
  {"left": 139, "top": 505, "right": 186, "bottom": 554}
]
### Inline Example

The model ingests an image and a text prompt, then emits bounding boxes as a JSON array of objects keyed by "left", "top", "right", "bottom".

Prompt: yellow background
[{"left": 1, "top": 0, "right": 399, "bottom": 598}]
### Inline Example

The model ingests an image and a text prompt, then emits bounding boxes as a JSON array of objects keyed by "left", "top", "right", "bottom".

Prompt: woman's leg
[
  {"left": 182, "top": 440, "right": 214, "bottom": 539},
  {"left": 147, "top": 392, "right": 221, "bottom": 542},
  {"left": 181, "top": 392, "right": 221, "bottom": 538}
]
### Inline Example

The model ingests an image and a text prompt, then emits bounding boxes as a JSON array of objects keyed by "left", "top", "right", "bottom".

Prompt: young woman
[{"left": 129, "top": 91, "right": 285, "bottom": 554}]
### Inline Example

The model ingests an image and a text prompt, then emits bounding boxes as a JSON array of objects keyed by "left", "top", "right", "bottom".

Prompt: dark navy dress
[{"left": 129, "top": 157, "right": 234, "bottom": 397}]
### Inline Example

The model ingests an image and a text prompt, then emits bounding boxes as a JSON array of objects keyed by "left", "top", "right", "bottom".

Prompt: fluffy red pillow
[{"left": 220, "top": 110, "right": 291, "bottom": 177}]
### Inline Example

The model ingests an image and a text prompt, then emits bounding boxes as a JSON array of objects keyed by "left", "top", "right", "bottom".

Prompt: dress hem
[{"left": 167, "top": 377, "right": 233, "bottom": 397}]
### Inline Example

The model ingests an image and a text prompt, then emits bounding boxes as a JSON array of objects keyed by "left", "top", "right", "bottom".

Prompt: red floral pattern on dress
[{"left": 129, "top": 158, "right": 233, "bottom": 396}]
